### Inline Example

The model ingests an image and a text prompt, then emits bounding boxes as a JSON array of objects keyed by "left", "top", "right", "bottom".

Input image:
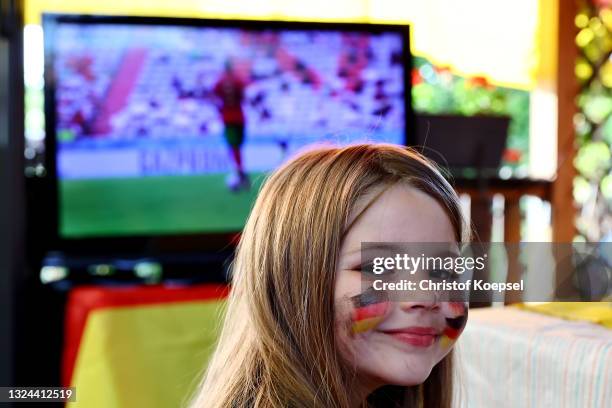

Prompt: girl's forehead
[{"left": 343, "top": 184, "right": 456, "bottom": 248}]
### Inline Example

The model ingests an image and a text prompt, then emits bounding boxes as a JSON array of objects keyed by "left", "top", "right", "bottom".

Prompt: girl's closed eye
[
  {"left": 427, "top": 268, "right": 459, "bottom": 281},
  {"left": 357, "top": 261, "right": 398, "bottom": 276}
]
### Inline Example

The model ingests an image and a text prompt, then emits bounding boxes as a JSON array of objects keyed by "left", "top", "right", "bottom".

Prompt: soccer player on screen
[{"left": 213, "top": 61, "right": 250, "bottom": 192}]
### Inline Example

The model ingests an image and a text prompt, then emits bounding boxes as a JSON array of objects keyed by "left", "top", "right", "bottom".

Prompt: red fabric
[
  {"left": 62, "top": 284, "right": 229, "bottom": 387},
  {"left": 213, "top": 74, "right": 246, "bottom": 124}
]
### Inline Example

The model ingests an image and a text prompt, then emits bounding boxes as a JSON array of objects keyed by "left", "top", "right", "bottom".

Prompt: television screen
[{"left": 44, "top": 15, "right": 410, "bottom": 238}]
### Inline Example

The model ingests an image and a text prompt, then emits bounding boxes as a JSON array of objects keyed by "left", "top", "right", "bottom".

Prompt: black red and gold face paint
[
  {"left": 349, "top": 287, "right": 390, "bottom": 334},
  {"left": 348, "top": 288, "right": 468, "bottom": 344},
  {"left": 440, "top": 302, "right": 468, "bottom": 348}
]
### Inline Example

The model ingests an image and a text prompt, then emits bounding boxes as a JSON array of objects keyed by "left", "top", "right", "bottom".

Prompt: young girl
[{"left": 190, "top": 144, "right": 468, "bottom": 408}]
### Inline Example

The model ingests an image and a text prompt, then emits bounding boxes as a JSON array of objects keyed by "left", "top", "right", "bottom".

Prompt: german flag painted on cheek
[
  {"left": 440, "top": 302, "right": 468, "bottom": 348},
  {"left": 350, "top": 288, "right": 390, "bottom": 334}
]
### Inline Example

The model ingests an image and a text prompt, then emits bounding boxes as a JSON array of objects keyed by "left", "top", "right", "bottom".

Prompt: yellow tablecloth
[{"left": 516, "top": 302, "right": 612, "bottom": 329}]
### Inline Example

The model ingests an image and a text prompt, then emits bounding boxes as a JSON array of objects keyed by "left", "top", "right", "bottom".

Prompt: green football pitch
[{"left": 59, "top": 173, "right": 266, "bottom": 238}]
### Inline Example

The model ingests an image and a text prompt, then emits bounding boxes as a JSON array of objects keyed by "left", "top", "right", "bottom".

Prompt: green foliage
[
  {"left": 411, "top": 56, "right": 530, "bottom": 166},
  {"left": 573, "top": 3, "right": 612, "bottom": 241}
]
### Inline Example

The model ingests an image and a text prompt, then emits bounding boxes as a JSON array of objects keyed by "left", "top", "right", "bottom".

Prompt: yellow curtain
[{"left": 25, "top": 0, "right": 557, "bottom": 90}]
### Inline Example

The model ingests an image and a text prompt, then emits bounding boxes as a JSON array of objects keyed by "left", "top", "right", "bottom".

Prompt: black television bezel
[{"left": 41, "top": 13, "right": 414, "bottom": 255}]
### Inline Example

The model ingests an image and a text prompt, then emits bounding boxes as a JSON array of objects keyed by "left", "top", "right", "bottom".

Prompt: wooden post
[
  {"left": 504, "top": 197, "right": 522, "bottom": 243},
  {"left": 551, "top": 0, "right": 578, "bottom": 242},
  {"left": 470, "top": 196, "right": 492, "bottom": 243},
  {"left": 504, "top": 197, "right": 523, "bottom": 304}
]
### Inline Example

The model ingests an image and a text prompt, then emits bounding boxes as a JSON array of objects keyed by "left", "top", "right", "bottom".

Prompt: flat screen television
[{"left": 43, "top": 14, "right": 412, "bottom": 247}]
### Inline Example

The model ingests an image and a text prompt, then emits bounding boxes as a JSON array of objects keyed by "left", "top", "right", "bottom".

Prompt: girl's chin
[
  {"left": 362, "top": 362, "right": 434, "bottom": 388},
  {"left": 384, "top": 371, "right": 432, "bottom": 387}
]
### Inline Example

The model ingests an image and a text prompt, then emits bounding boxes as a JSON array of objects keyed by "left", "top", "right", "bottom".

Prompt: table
[{"left": 455, "top": 306, "right": 612, "bottom": 407}]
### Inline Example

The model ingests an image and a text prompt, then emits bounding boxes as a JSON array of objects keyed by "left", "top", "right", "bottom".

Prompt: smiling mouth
[{"left": 380, "top": 327, "right": 440, "bottom": 347}]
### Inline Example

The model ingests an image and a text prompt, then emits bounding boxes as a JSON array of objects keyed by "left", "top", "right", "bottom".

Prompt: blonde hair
[{"left": 190, "top": 144, "right": 466, "bottom": 408}]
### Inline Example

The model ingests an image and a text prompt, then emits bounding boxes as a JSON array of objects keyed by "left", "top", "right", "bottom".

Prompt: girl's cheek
[
  {"left": 439, "top": 302, "right": 468, "bottom": 348},
  {"left": 349, "top": 288, "right": 390, "bottom": 335},
  {"left": 351, "top": 301, "right": 390, "bottom": 334}
]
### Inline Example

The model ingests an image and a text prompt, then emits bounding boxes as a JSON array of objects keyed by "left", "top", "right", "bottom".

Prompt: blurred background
[{"left": 1, "top": 0, "right": 611, "bottom": 407}]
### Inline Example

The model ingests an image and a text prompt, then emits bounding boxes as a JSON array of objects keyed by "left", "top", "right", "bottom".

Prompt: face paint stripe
[
  {"left": 443, "top": 326, "right": 461, "bottom": 340},
  {"left": 439, "top": 335, "right": 453, "bottom": 349},
  {"left": 356, "top": 288, "right": 388, "bottom": 307},
  {"left": 447, "top": 302, "right": 466, "bottom": 316},
  {"left": 352, "top": 302, "right": 389, "bottom": 321},
  {"left": 352, "top": 317, "right": 385, "bottom": 334},
  {"left": 445, "top": 314, "right": 467, "bottom": 330}
]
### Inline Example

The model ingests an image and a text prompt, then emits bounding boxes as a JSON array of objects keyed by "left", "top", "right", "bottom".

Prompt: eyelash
[
  {"left": 352, "top": 264, "right": 397, "bottom": 275},
  {"left": 427, "top": 268, "right": 457, "bottom": 280},
  {"left": 351, "top": 266, "right": 458, "bottom": 279}
]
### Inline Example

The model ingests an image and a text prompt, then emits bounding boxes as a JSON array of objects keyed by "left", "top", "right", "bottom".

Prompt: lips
[{"left": 381, "top": 327, "right": 440, "bottom": 347}]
